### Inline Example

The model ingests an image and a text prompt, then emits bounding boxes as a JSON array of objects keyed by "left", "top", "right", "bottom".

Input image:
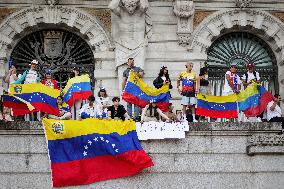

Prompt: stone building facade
[{"left": 0, "top": 0, "right": 283, "bottom": 110}]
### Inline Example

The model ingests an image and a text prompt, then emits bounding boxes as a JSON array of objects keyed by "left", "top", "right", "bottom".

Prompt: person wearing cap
[
  {"left": 79, "top": 95, "right": 104, "bottom": 120},
  {"left": 223, "top": 65, "right": 241, "bottom": 96},
  {"left": 12, "top": 59, "right": 41, "bottom": 84},
  {"left": 41, "top": 70, "right": 59, "bottom": 89},
  {"left": 141, "top": 101, "right": 170, "bottom": 122},
  {"left": 177, "top": 62, "right": 197, "bottom": 122},
  {"left": 242, "top": 63, "right": 260, "bottom": 88},
  {"left": 122, "top": 58, "right": 143, "bottom": 121}
]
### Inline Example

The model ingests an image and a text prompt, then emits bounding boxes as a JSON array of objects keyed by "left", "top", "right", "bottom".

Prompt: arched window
[
  {"left": 10, "top": 29, "right": 95, "bottom": 89},
  {"left": 206, "top": 32, "right": 278, "bottom": 95}
]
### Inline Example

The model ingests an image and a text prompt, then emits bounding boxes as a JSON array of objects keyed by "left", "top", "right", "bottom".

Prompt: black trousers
[{"left": 269, "top": 117, "right": 284, "bottom": 130}]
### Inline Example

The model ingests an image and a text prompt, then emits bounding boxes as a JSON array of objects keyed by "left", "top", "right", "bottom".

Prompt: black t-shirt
[{"left": 107, "top": 105, "right": 127, "bottom": 120}]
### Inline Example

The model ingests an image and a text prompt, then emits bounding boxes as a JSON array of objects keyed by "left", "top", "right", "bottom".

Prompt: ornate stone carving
[
  {"left": 193, "top": 11, "right": 214, "bottom": 29},
  {"left": 0, "top": 8, "right": 19, "bottom": 24},
  {"left": 235, "top": 0, "right": 253, "bottom": 9},
  {"left": 246, "top": 134, "right": 284, "bottom": 155},
  {"left": 46, "top": 0, "right": 59, "bottom": 7},
  {"left": 271, "top": 12, "right": 284, "bottom": 24},
  {"left": 248, "top": 134, "right": 284, "bottom": 146},
  {"left": 173, "top": 0, "right": 195, "bottom": 47},
  {"left": 81, "top": 8, "right": 112, "bottom": 32},
  {"left": 108, "top": 0, "right": 151, "bottom": 68},
  {"left": 0, "top": 6, "right": 113, "bottom": 92}
]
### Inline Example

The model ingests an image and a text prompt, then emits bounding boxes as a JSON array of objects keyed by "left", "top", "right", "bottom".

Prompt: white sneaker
[{"left": 193, "top": 119, "right": 198, "bottom": 122}]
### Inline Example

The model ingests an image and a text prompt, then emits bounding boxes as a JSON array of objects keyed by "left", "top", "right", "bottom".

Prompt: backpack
[{"left": 245, "top": 71, "right": 257, "bottom": 83}]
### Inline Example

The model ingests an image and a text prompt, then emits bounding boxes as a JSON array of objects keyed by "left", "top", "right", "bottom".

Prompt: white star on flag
[
  {"left": 106, "top": 140, "right": 109, "bottom": 143},
  {"left": 88, "top": 140, "right": 92, "bottom": 145},
  {"left": 115, "top": 149, "right": 119, "bottom": 153},
  {"left": 100, "top": 137, "right": 104, "bottom": 141},
  {"left": 83, "top": 151, "right": 87, "bottom": 156},
  {"left": 93, "top": 137, "right": 98, "bottom": 141},
  {"left": 112, "top": 144, "right": 115, "bottom": 148},
  {"left": 84, "top": 145, "right": 88, "bottom": 150}
]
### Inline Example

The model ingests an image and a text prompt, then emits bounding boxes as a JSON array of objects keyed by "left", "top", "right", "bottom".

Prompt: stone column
[
  {"left": 109, "top": 0, "right": 152, "bottom": 92},
  {"left": 0, "top": 58, "right": 6, "bottom": 95},
  {"left": 173, "top": 0, "right": 195, "bottom": 47}
]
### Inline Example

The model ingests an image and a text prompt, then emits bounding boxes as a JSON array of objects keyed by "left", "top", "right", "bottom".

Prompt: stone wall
[{"left": 0, "top": 121, "right": 283, "bottom": 189}]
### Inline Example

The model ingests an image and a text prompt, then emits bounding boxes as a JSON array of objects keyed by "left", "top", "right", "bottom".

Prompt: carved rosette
[
  {"left": 173, "top": 0, "right": 195, "bottom": 47},
  {"left": 235, "top": 0, "right": 253, "bottom": 9}
]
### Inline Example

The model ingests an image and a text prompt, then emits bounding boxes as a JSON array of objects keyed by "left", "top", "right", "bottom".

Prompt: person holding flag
[
  {"left": 177, "top": 62, "right": 197, "bottom": 122},
  {"left": 223, "top": 65, "right": 241, "bottom": 95},
  {"left": 4, "top": 65, "right": 18, "bottom": 89},
  {"left": 12, "top": 59, "right": 41, "bottom": 84},
  {"left": 79, "top": 95, "right": 104, "bottom": 120},
  {"left": 242, "top": 63, "right": 261, "bottom": 88},
  {"left": 41, "top": 70, "right": 59, "bottom": 89}
]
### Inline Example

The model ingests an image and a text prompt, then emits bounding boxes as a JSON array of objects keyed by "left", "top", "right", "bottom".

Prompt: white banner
[{"left": 136, "top": 121, "right": 189, "bottom": 140}]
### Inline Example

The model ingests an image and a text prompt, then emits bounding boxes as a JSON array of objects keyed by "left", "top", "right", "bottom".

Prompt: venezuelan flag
[
  {"left": 196, "top": 93, "right": 238, "bottom": 118},
  {"left": 238, "top": 82, "right": 273, "bottom": 117},
  {"left": 43, "top": 118, "right": 153, "bottom": 187},
  {"left": 122, "top": 71, "right": 170, "bottom": 112},
  {"left": 3, "top": 83, "right": 60, "bottom": 116},
  {"left": 63, "top": 75, "right": 92, "bottom": 106}
]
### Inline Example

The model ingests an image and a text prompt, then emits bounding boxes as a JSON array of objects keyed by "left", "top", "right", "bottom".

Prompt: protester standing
[
  {"left": 242, "top": 63, "right": 260, "bottom": 88},
  {"left": 107, "top": 97, "right": 130, "bottom": 120},
  {"left": 223, "top": 65, "right": 241, "bottom": 96},
  {"left": 41, "top": 70, "right": 59, "bottom": 89}
]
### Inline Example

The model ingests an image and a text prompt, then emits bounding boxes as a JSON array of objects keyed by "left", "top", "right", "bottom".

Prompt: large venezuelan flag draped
[
  {"left": 63, "top": 75, "right": 92, "bottom": 106},
  {"left": 238, "top": 82, "right": 273, "bottom": 117},
  {"left": 122, "top": 71, "right": 170, "bottom": 112},
  {"left": 196, "top": 93, "right": 238, "bottom": 118},
  {"left": 43, "top": 118, "right": 153, "bottom": 187},
  {"left": 3, "top": 83, "right": 60, "bottom": 116}
]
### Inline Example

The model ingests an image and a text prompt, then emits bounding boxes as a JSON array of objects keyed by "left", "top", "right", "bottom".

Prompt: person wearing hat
[
  {"left": 242, "top": 63, "right": 260, "bottom": 88},
  {"left": 223, "top": 65, "right": 241, "bottom": 96},
  {"left": 41, "top": 70, "right": 59, "bottom": 89},
  {"left": 79, "top": 95, "right": 104, "bottom": 120},
  {"left": 12, "top": 59, "right": 41, "bottom": 84}
]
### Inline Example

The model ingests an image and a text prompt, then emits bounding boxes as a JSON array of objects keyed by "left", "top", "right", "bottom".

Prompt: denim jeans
[{"left": 127, "top": 103, "right": 141, "bottom": 120}]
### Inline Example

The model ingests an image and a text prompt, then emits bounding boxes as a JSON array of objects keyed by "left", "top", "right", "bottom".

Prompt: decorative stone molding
[
  {"left": 235, "top": 0, "right": 253, "bottom": 9},
  {"left": 271, "top": 12, "right": 284, "bottom": 24},
  {"left": 0, "top": 6, "right": 112, "bottom": 59},
  {"left": 246, "top": 134, "right": 284, "bottom": 155},
  {"left": 193, "top": 11, "right": 214, "bottom": 29},
  {"left": 46, "top": 0, "right": 59, "bottom": 7},
  {"left": 0, "top": 8, "right": 19, "bottom": 24},
  {"left": 80, "top": 8, "right": 112, "bottom": 33},
  {"left": 173, "top": 0, "right": 195, "bottom": 46}
]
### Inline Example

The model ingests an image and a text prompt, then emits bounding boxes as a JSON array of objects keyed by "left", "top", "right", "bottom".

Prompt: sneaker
[{"left": 193, "top": 119, "right": 198, "bottom": 122}]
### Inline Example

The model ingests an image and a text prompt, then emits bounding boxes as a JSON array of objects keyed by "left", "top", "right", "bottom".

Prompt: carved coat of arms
[{"left": 44, "top": 31, "right": 63, "bottom": 59}]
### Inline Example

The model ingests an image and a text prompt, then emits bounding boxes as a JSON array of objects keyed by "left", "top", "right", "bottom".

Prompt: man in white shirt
[
  {"left": 242, "top": 63, "right": 260, "bottom": 88},
  {"left": 24, "top": 60, "right": 40, "bottom": 84},
  {"left": 223, "top": 65, "right": 241, "bottom": 96},
  {"left": 79, "top": 95, "right": 104, "bottom": 120},
  {"left": 267, "top": 94, "right": 284, "bottom": 134}
]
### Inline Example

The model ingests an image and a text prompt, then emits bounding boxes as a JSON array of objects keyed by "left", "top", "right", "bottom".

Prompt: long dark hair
[
  {"left": 199, "top": 67, "right": 208, "bottom": 76},
  {"left": 148, "top": 103, "right": 159, "bottom": 120},
  {"left": 158, "top": 66, "right": 170, "bottom": 80}
]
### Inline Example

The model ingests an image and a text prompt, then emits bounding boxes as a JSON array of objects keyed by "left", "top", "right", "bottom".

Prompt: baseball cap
[
  {"left": 247, "top": 63, "right": 254, "bottom": 68},
  {"left": 31, "top": 60, "right": 39, "bottom": 65}
]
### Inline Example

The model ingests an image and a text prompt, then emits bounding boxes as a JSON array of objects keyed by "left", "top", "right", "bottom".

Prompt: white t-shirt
[
  {"left": 24, "top": 70, "right": 38, "bottom": 84},
  {"left": 96, "top": 97, "right": 110, "bottom": 107},
  {"left": 223, "top": 71, "right": 241, "bottom": 95},
  {"left": 79, "top": 103, "right": 103, "bottom": 118},
  {"left": 266, "top": 101, "right": 282, "bottom": 121},
  {"left": 242, "top": 71, "right": 260, "bottom": 83}
]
